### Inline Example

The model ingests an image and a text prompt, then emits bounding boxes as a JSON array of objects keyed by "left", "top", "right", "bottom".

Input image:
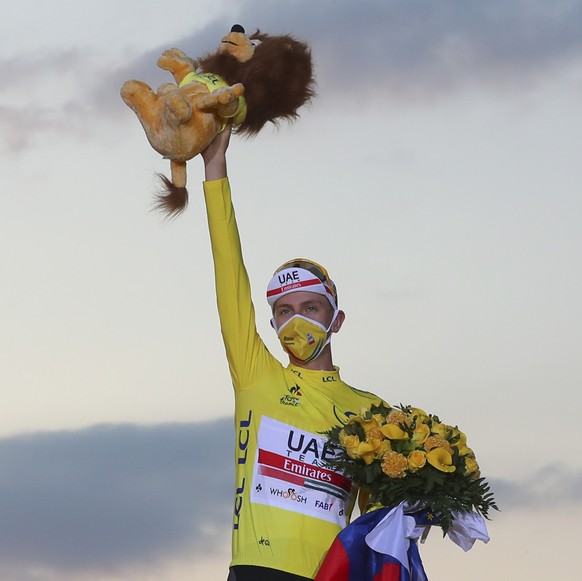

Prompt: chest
[{"left": 235, "top": 369, "right": 364, "bottom": 435}]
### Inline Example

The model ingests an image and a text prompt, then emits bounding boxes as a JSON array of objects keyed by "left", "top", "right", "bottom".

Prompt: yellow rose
[
  {"left": 342, "top": 435, "right": 362, "bottom": 459},
  {"left": 464, "top": 457, "right": 480, "bottom": 477},
  {"left": 374, "top": 439, "right": 392, "bottom": 459},
  {"left": 366, "top": 436, "right": 384, "bottom": 453},
  {"left": 430, "top": 422, "right": 450, "bottom": 438},
  {"left": 427, "top": 447, "right": 456, "bottom": 473},
  {"left": 453, "top": 440, "right": 473, "bottom": 457},
  {"left": 366, "top": 426, "right": 386, "bottom": 449},
  {"left": 449, "top": 427, "right": 460, "bottom": 440},
  {"left": 455, "top": 443, "right": 472, "bottom": 456},
  {"left": 411, "top": 423, "right": 430, "bottom": 445},
  {"left": 372, "top": 413, "right": 386, "bottom": 424},
  {"left": 357, "top": 442, "right": 376, "bottom": 465},
  {"left": 409, "top": 407, "right": 429, "bottom": 423},
  {"left": 450, "top": 428, "right": 468, "bottom": 447},
  {"left": 407, "top": 450, "right": 427, "bottom": 472},
  {"left": 338, "top": 429, "right": 349, "bottom": 445},
  {"left": 380, "top": 424, "right": 409, "bottom": 440}
]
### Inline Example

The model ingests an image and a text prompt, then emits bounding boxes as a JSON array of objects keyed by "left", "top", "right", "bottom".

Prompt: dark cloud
[
  {"left": 0, "top": 48, "right": 112, "bottom": 154},
  {"left": 233, "top": 0, "right": 582, "bottom": 98},
  {"left": 105, "top": 0, "right": 582, "bottom": 128},
  {"left": 490, "top": 464, "right": 582, "bottom": 511},
  {"left": 0, "top": 420, "right": 234, "bottom": 575},
  {"left": 116, "top": 0, "right": 582, "bottom": 100},
  {"left": 0, "top": 48, "right": 88, "bottom": 89},
  {"left": 0, "top": 105, "right": 90, "bottom": 154},
  {"left": 3, "top": 1, "right": 582, "bottom": 152}
]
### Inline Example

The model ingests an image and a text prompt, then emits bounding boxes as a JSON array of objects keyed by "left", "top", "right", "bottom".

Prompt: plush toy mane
[{"left": 197, "top": 31, "right": 315, "bottom": 136}]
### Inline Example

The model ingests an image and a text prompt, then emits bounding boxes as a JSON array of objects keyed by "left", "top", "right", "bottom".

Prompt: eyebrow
[{"left": 276, "top": 297, "right": 328, "bottom": 309}]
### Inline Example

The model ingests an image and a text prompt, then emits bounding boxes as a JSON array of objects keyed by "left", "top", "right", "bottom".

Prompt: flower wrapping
[
  {"left": 315, "top": 506, "right": 430, "bottom": 581},
  {"left": 316, "top": 403, "right": 498, "bottom": 580}
]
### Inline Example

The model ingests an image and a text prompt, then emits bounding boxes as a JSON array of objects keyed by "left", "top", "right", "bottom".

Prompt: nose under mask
[{"left": 274, "top": 311, "right": 338, "bottom": 363}]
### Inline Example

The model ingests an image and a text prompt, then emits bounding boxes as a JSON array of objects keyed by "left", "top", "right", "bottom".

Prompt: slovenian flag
[{"left": 315, "top": 507, "right": 430, "bottom": 581}]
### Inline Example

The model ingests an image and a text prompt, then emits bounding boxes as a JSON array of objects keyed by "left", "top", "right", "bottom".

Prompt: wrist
[{"left": 204, "top": 157, "right": 227, "bottom": 181}]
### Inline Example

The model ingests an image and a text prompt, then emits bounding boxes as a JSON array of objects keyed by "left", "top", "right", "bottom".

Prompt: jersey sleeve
[{"left": 203, "top": 177, "right": 276, "bottom": 390}]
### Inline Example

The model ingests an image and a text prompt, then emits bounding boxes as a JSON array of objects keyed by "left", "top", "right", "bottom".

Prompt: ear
[{"left": 331, "top": 310, "right": 345, "bottom": 334}]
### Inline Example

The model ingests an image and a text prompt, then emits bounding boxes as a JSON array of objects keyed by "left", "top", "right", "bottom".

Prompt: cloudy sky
[{"left": 2, "top": 0, "right": 581, "bottom": 579}]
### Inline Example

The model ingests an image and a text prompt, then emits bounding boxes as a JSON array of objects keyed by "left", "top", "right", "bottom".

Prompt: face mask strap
[
  {"left": 326, "top": 308, "right": 339, "bottom": 333},
  {"left": 320, "top": 308, "right": 339, "bottom": 350},
  {"left": 273, "top": 307, "right": 339, "bottom": 335},
  {"left": 304, "top": 309, "right": 338, "bottom": 362},
  {"left": 272, "top": 313, "right": 327, "bottom": 335}
]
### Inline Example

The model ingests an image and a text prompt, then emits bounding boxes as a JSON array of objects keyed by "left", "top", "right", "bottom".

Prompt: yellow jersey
[{"left": 203, "top": 178, "right": 383, "bottom": 578}]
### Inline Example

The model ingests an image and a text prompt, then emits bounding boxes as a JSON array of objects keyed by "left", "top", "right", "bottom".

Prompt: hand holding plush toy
[{"left": 121, "top": 24, "right": 315, "bottom": 217}]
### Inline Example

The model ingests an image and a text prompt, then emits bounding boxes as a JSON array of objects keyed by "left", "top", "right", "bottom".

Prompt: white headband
[{"left": 266, "top": 267, "right": 337, "bottom": 310}]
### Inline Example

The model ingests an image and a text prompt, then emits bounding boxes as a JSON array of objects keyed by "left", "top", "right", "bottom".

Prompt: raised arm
[{"left": 201, "top": 127, "right": 275, "bottom": 389}]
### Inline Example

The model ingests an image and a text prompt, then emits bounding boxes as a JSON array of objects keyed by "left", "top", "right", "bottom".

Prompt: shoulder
[{"left": 343, "top": 384, "right": 386, "bottom": 404}]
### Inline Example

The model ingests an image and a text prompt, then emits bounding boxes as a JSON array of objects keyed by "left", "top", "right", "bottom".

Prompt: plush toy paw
[
  {"left": 198, "top": 83, "right": 245, "bottom": 118},
  {"left": 120, "top": 80, "right": 156, "bottom": 113},
  {"left": 157, "top": 48, "right": 196, "bottom": 85},
  {"left": 163, "top": 91, "right": 193, "bottom": 125}
]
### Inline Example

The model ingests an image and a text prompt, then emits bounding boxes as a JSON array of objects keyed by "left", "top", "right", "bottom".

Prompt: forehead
[{"left": 273, "top": 291, "right": 331, "bottom": 309}]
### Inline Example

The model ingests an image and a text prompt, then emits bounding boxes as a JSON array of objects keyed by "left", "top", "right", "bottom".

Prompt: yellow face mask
[{"left": 275, "top": 313, "right": 337, "bottom": 363}]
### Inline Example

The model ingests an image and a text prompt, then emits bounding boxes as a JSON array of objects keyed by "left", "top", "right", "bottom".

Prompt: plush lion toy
[{"left": 121, "top": 24, "right": 315, "bottom": 217}]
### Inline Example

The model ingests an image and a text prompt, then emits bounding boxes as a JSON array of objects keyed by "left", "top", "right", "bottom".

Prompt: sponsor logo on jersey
[
  {"left": 251, "top": 417, "right": 353, "bottom": 526},
  {"left": 280, "top": 384, "right": 302, "bottom": 407},
  {"left": 269, "top": 486, "right": 308, "bottom": 504},
  {"left": 315, "top": 499, "right": 334, "bottom": 511},
  {"left": 280, "top": 395, "right": 300, "bottom": 406},
  {"left": 233, "top": 409, "right": 252, "bottom": 531},
  {"left": 289, "top": 384, "right": 302, "bottom": 396},
  {"left": 332, "top": 404, "right": 358, "bottom": 426}
]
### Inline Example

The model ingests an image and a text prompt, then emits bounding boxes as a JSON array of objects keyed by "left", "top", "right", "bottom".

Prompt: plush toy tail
[{"left": 154, "top": 160, "right": 188, "bottom": 218}]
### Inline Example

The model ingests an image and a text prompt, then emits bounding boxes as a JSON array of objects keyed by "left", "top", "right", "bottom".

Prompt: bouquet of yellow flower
[{"left": 323, "top": 402, "right": 497, "bottom": 534}]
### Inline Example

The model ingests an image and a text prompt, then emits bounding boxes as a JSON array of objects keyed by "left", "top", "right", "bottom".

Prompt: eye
[{"left": 250, "top": 39, "right": 262, "bottom": 47}]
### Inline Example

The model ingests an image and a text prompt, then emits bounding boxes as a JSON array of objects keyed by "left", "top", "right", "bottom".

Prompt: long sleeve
[{"left": 203, "top": 177, "right": 276, "bottom": 389}]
